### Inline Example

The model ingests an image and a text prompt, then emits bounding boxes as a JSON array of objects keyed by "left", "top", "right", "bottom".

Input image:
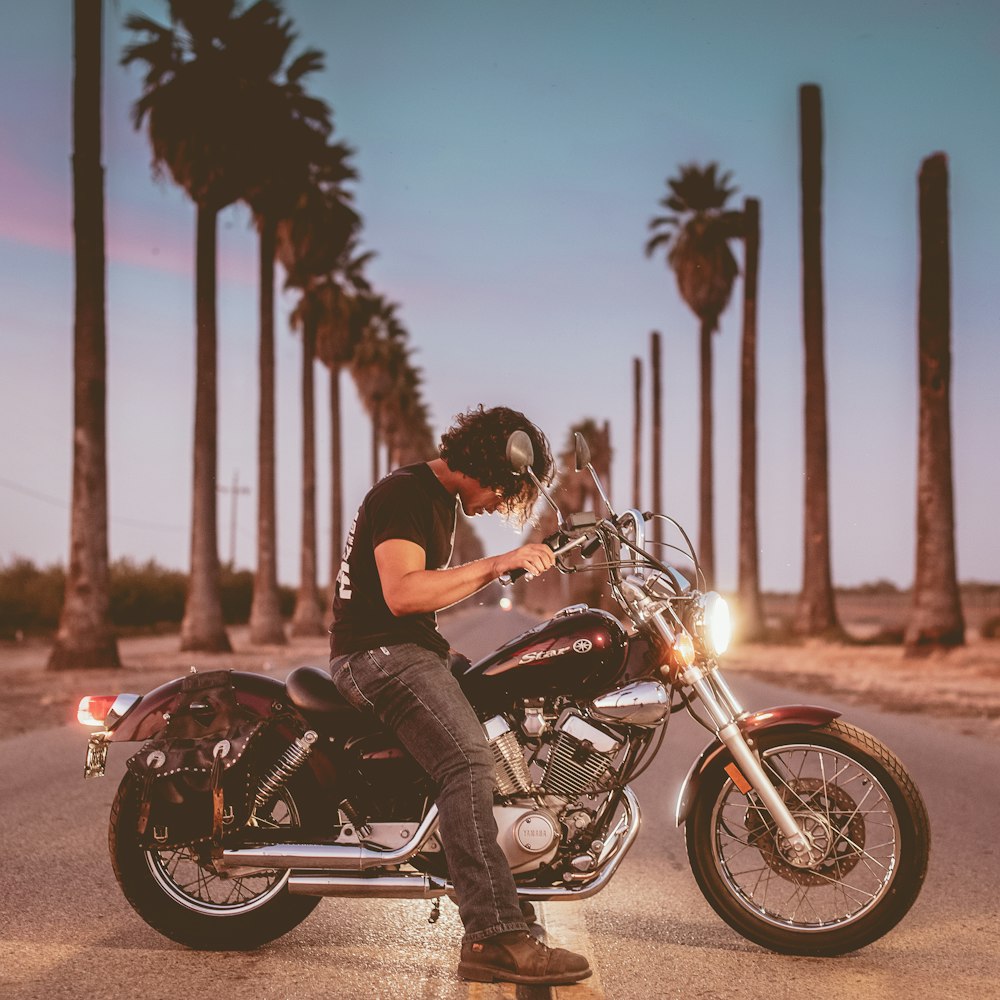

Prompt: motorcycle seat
[{"left": 285, "top": 665, "right": 358, "bottom": 717}]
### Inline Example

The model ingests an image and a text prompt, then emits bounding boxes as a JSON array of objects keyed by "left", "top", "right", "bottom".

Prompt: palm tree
[
  {"left": 796, "top": 84, "right": 841, "bottom": 637},
  {"left": 350, "top": 296, "right": 409, "bottom": 484},
  {"left": 277, "top": 148, "right": 360, "bottom": 636},
  {"left": 49, "top": 0, "right": 121, "bottom": 671},
  {"left": 241, "top": 21, "right": 334, "bottom": 646},
  {"left": 738, "top": 197, "right": 765, "bottom": 640},
  {"left": 123, "top": 0, "right": 298, "bottom": 651},
  {"left": 312, "top": 247, "right": 373, "bottom": 589},
  {"left": 382, "top": 362, "right": 433, "bottom": 469},
  {"left": 905, "top": 153, "right": 965, "bottom": 655},
  {"left": 646, "top": 163, "right": 740, "bottom": 585}
]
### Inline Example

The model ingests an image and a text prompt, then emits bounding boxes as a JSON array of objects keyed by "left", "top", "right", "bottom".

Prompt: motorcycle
[{"left": 77, "top": 430, "right": 929, "bottom": 956}]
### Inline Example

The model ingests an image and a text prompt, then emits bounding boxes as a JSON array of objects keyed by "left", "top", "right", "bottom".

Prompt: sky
[{"left": 1, "top": 0, "right": 998, "bottom": 595}]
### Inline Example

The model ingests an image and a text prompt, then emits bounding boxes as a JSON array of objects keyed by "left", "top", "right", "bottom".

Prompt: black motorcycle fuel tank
[{"left": 457, "top": 607, "right": 629, "bottom": 712}]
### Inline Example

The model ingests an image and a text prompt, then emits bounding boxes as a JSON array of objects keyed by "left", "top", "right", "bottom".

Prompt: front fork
[{"left": 682, "top": 665, "right": 812, "bottom": 859}]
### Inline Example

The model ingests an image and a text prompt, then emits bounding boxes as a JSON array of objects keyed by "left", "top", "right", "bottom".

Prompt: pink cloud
[{"left": 0, "top": 149, "right": 256, "bottom": 287}]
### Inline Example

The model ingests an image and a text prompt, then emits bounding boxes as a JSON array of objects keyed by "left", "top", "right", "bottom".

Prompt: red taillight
[{"left": 78, "top": 695, "right": 119, "bottom": 727}]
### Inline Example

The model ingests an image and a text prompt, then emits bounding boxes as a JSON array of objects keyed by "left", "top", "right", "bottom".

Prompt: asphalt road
[{"left": 1, "top": 604, "right": 996, "bottom": 1000}]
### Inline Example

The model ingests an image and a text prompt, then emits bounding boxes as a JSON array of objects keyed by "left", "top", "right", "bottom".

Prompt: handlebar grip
[{"left": 499, "top": 566, "right": 530, "bottom": 586}]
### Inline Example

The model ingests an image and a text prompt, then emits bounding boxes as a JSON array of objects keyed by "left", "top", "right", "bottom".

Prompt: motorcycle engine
[{"left": 484, "top": 711, "right": 625, "bottom": 873}]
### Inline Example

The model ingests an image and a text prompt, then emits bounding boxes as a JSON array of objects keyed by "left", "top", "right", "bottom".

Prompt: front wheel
[
  {"left": 109, "top": 772, "right": 321, "bottom": 950},
  {"left": 686, "top": 720, "right": 930, "bottom": 955}
]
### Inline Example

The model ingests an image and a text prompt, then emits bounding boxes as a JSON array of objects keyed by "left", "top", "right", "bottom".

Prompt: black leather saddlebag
[{"left": 125, "top": 670, "right": 265, "bottom": 850}]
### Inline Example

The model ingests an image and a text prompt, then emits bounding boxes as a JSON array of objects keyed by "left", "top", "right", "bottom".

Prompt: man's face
[{"left": 459, "top": 480, "right": 504, "bottom": 517}]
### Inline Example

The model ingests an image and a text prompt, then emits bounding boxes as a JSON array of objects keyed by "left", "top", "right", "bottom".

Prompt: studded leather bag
[{"left": 125, "top": 670, "right": 265, "bottom": 850}]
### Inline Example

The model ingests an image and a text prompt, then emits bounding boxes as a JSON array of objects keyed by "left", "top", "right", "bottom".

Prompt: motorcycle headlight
[{"left": 694, "top": 592, "right": 731, "bottom": 657}]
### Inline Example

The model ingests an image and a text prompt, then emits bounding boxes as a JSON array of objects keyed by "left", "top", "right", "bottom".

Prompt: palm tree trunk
[
  {"left": 738, "top": 197, "right": 765, "bottom": 639},
  {"left": 650, "top": 331, "right": 663, "bottom": 547},
  {"left": 49, "top": 0, "right": 120, "bottom": 670},
  {"left": 905, "top": 153, "right": 965, "bottom": 655},
  {"left": 371, "top": 395, "right": 382, "bottom": 485},
  {"left": 795, "top": 83, "right": 841, "bottom": 637},
  {"left": 329, "top": 361, "right": 343, "bottom": 606},
  {"left": 632, "top": 357, "right": 642, "bottom": 508},
  {"left": 180, "top": 205, "right": 231, "bottom": 652},
  {"left": 249, "top": 215, "right": 286, "bottom": 644},
  {"left": 698, "top": 319, "right": 715, "bottom": 586},
  {"left": 291, "top": 315, "right": 324, "bottom": 635}
]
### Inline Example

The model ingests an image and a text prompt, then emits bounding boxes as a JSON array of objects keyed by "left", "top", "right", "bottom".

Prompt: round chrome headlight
[{"left": 695, "top": 591, "right": 732, "bottom": 657}]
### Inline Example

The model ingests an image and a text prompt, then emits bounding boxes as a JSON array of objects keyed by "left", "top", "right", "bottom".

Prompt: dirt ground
[{"left": 4, "top": 619, "right": 999, "bottom": 745}]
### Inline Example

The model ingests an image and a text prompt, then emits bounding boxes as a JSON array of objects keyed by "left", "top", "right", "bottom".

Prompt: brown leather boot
[{"left": 458, "top": 930, "right": 592, "bottom": 985}]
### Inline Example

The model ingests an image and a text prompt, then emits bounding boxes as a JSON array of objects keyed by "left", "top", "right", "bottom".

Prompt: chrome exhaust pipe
[
  {"left": 282, "top": 787, "right": 641, "bottom": 902},
  {"left": 220, "top": 805, "right": 440, "bottom": 872},
  {"left": 288, "top": 874, "right": 449, "bottom": 898}
]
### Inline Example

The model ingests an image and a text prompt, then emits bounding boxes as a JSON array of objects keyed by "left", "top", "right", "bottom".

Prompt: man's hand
[{"left": 490, "top": 543, "right": 556, "bottom": 581}]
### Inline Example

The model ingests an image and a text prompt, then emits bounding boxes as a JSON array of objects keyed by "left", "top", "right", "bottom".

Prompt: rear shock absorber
[{"left": 253, "top": 731, "right": 318, "bottom": 812}]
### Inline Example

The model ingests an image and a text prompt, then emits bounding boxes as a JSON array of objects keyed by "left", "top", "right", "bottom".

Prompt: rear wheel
[
  {"left": 686, "top": 720, "right": 929, "bottom": 955},
  {"left": 110, "top": 773, "right": 321, "bottom": 950}
]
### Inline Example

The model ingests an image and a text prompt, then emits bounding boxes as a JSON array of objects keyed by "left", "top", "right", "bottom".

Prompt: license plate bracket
[{"left": 85, "top": 733, "right": 110, "bottom": 778}]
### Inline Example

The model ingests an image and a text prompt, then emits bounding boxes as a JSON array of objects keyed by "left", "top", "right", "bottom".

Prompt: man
[{"left": 330, "top": 405, "right": 592, "bottom": 986}]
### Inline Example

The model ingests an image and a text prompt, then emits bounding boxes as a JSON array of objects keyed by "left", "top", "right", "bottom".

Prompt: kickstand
[{"left": 428, "top": 897, "right": 441, "bottom": 924}]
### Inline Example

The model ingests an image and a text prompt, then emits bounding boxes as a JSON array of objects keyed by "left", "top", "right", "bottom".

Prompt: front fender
[{"left": 674, "top": 704, "right": 840, "bottom": 826}]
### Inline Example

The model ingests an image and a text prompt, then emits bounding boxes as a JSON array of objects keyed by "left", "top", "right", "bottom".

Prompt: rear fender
[
  {"left": 674, "top": 704, "right": 840, "bottom": 826},
  {"left": 104, "top": 670, "right": 340, "bottom": 792},
  {"left": 108, "top": 670, "right": 290, "bottom": 742}
]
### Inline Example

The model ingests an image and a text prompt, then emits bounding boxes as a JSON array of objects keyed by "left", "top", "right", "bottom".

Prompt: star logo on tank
[{"left": 573, "top": 639, "right": 593, "bottom": 654}]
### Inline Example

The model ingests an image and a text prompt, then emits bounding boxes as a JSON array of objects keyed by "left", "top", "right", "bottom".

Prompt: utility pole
[
  {"left": 632, "top": 357, "right": 642, "bottom": 509},
  {"left": 650, "top": 331, "right": 663, "bottom": 547},
  {"left": 218, "top": 470, "right": 250, "bottom": 569}
]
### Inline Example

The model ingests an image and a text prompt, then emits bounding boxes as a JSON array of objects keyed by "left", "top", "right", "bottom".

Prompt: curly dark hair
[{"left": 439, "top": 405, "right": 554, "bottom": 525}]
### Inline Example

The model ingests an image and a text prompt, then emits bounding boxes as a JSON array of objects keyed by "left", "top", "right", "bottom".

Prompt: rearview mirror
[
  {"left": 506, "top": 430, "right": 534, "bottom": 475},
  {"left": 574, "top": 432, "right": 591, "bottom": 473}
]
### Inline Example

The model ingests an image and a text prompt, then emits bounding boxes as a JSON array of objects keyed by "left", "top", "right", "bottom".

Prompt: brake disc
[{"left": 745, "top": 777, "right": 866, "bottom": 886}]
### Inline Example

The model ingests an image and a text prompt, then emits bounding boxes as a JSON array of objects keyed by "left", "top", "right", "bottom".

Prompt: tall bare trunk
[
  {"left": 249, "top": 216, "right": 286, "bottom": 645},
  {"left": 180, "top": 205, "right": 231, "bottom": 652},
  {"left": 650, "top": 331, "right": 663, "bottom": 547},
  {"left": 50, "top": 0, "right": 120, "bottom": 670},
  {"left": 795, "top": 83, "right": 841, "bottom": 637},
  {"left": 371, "top": 395, "right": 382, "bottom": 485},
  {"left": 632, "top": 357, "right": 642, "bottom": 508},
  {"left": 291, "top": 316, "right": 324, "bottom": 635},
  {"left": 328, "top": 361, "right": 343, "bottom": 607},
  {"left": 698, "top": 319, "right": 715, "bottom": 585},
  {"left": 905, "top": 153, "right": 965, "bottom": 655},
  {"left": 738, "top": 197, "right": 765, "bottom": 639}
]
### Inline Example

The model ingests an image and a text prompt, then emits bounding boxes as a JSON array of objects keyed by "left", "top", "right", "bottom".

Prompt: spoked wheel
[
  {"left": 110, "top": 773, "right": 320, "bottom": 950},
  {"left": 686, "top": 720, "right": 929, "bottom": 955}
]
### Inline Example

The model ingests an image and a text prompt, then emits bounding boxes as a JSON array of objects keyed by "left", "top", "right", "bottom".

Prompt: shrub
[
  {"left": 981, "top": 616, "right": 1000, "bottom": 640},
  {"left": 110, "top": 558, "right": 186, "bottom": 628},
  {"left": 0, "top": 558, "right": 64, "bottom": 637},
  {"left": 0, "top": 558, "right": 299, "bottom": 636}
]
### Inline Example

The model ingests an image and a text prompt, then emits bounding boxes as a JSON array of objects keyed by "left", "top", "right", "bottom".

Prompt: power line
[{"left": 0, "top": 476, "right": 185, "bottom": 532}]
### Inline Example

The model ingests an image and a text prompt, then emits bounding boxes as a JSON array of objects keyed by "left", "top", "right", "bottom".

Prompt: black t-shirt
[{"left": 330, "top": 463, "right": 457, "bottom": 657}]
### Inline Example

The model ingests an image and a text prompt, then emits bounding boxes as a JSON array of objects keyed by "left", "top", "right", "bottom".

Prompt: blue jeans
[{"left": 331, "top": 642, "right": 528, "bottom": 942}]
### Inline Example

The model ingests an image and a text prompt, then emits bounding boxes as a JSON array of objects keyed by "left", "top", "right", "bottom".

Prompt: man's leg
[{"left": 333, "top": 643, "right": 525, "bottom": 939}]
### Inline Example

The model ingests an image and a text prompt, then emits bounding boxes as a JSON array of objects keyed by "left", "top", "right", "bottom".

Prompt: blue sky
[{"left": 1, "top": 0, "right": 997, "bottom": 593}]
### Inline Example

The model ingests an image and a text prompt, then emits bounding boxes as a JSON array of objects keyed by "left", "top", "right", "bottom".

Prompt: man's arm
[{"left": 375, "top": 538, "right": 556, "bottom": 616}]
